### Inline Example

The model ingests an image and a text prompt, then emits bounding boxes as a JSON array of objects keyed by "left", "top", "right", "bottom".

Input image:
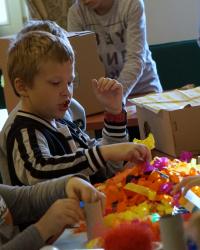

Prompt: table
[
  {"left": 53, "top": 229, "right": 87, "bottom": 250},
  {"left": 86, "top": 101, "right": 138, "bottom": 131}
]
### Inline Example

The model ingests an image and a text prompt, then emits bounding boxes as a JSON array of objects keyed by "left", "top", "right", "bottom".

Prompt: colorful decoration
[
  {"left": 83, "top": 156, "right": 200, "bottom": 249},
  {"left": 103, "top": 221, "right": 153, "bottom": 250},
  {"left": 179, "top": 151, "right": 193, "bottom": 162},
  {"left": 70, "top": 129, "right": 200, "bottom": 249},
  {"left": 133, "top": 133, "right": 155, "bottom": 150}
]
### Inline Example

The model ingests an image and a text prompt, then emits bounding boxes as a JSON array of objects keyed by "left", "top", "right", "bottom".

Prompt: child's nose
[{"left": 61, "top": 86, "right": 71, "bottom": 97}]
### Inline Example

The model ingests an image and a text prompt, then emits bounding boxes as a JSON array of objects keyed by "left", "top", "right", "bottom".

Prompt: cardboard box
[
  {"left": 130, "top": 88, "right": 200, "bottom": 157},
  {"left": 69, "top": 31, "right": 105, "bottom": 115},
  {"left": 0, "top": 31, "right": 105, "bottom": 115}
]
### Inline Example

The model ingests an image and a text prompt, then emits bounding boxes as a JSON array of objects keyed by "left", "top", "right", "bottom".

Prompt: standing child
[
  {"left": 68, "top": 0, "right": 163, "bottom": 101},
  {"left": 0, "top": 175, "right": 105, "bottom": 250},
  {"left": 5, "top": 30, "right": 150, "bottom": 186}
]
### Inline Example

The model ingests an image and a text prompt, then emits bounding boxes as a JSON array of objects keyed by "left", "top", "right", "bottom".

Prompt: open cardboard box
[
  {"left": 0, "top": 31, "right": 105, "bottom": 115},
  {"left": 130, "top": 87, "right": 200, "bottom": 157}
]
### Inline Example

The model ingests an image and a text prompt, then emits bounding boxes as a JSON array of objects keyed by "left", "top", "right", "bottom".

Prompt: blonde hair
[{"left": 8, "top": 30, "right": 74, "bottom": 96}]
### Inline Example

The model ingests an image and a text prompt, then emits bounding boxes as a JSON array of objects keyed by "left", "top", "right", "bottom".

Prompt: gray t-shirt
[{"left": 68, "top": 0, "right": 163, "bottom": 99}]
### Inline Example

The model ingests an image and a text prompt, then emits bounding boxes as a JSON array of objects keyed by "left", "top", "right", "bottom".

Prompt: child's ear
[{"left": 14, "top": 78, "right": 29, "bottom": 97}]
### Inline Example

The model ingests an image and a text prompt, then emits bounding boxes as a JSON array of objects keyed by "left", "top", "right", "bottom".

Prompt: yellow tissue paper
[
  {"left": 133, "top": 133, "right": 155, "bottom": 150},
  {"left": 124, "top": 183, "right": 156, "bottom": 201}
]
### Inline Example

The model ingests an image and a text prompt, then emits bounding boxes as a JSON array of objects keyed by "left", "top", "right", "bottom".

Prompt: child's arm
[
  {"left": 0, "top": 177, "right": 68, "bottom": 250},
  {"left": 0, "top": 176, "right": 105, "bottom": 249},
  {"left": 0, "top": 225, "right": 44, "bottom": 250},
  {"left": 0, "top": 176, "right": 80, "bottom": 224},
  {"left": 35, "top": 177, "right": 105, "bottom": 242},
  {"left": 8, "top": 124, "right": 149, "bottom": 185},
  {"left": 7, "top": 78, "right": 141, "bottom": 185},
  {"left": 173, "top": 175, "right": 200, "bottom": 195},
  {"left": 91, "top": 78, "right": 150, "bottom": 175},
  {"left": 6, "top": 116, "right": 126, "bottom": 185},
  {"left": 91, "top": 78, "right": 128, "bottom": 176},
  {"left": 100, "top": 142, "right": 151, "bottom": 164},
  {"left": 117, "top": 0, "right": 149, "bottom": 98}
]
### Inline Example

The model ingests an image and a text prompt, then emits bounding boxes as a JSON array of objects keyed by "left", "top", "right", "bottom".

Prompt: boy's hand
[
  {"left": 35, "top": 198, "right": 83, "bottom": 241},
  {"left": 100, "top": 142, "right": 151, "bottom": 164},
  {"left": 66, "top": 177, "right": 105, "bottom": 207},
  {"left": 35, "top": 178, "right": 105, "bottom": 242},
  {"left": 172, "top": 176, "right": 200, "bottom": 195},
  {"left": 92, "top": 77, "right": 123, "bottom": 114}
]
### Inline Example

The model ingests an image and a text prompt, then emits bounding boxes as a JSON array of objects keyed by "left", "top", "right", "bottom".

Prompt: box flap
[
  {"left": 136, "top": 107, "right": 176, "bottom": 155},
  {"left": 129, "top": 87, "right": 200, "bottom": 113},
  {"left": 169, "top": 106, "right": 200, "bottom": 155}
]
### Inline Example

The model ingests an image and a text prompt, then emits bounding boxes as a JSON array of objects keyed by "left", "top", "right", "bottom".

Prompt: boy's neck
[
  {"left": 20, "top": 102, "right": 56, "bottom": 126},
  {"left": 95, "top": 0, "right": 114, "bottom": 15}
]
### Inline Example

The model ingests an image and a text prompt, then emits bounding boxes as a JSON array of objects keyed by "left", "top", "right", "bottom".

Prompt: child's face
[
  {"left": 22, "top": 60, "right": 75, "bottom": 122},
  {"left": 81, "top": 0, "right": 113, "bottom": 14}
]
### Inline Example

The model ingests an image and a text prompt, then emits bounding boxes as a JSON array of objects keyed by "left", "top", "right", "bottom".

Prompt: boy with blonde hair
[
  {"left": 5, "top": 30, "right": 150, "bottom": 185},
  {"left": 16, "top": 20, "right": 86, "bottom": 130},
  {"left": 0, "top": 20, "right": 85, "bottom": 185}
]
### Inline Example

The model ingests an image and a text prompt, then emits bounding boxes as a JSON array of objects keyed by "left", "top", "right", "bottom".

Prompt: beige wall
[{"left": 144, "top": 0, "right": 200, "bottom": 44}]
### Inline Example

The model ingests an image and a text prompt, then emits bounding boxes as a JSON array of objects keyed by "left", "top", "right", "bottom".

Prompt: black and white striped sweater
[{"left": 6, "top": 111, "right": 128, "bottom": 185}]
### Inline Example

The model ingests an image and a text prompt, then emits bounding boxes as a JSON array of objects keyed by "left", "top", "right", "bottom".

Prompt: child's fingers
[
  {"left": 92, "top": 79, "right": 98, "bottom": 93},
  {"left": 63, "top": 208, "right": 80, "bottom": 223},
  {"left": 95, "top": 77, "right": 105, "bottom": 88},
  {"left": 92, "top": 78, "right": 98, "bottom": 85},
  {"left": 110, "top": 82, "right": 122, "bottom": 91},
  {"left": 81, "top": 186, "right": 106, "bottom": 210},
  {"left": 182, "top": 179, "right": 200, "bottom": 195},
  {"left": 143, "top": 147, "right": 152, "bottom": 161},
  {"left": 137, "top": 144, "right": 151, "bottom": 161},
  {"left": 131, "top": 145, "right": 150, "bottom": 163},
  {"left": 98, "top": 77, "right": 110, "bottom": 91},
  {"left": 77, "top": 183, "right": 98, "bottom": 202},
  {"left": 82, "top": 187, "right": 101, "bottom": 202},
  {"left": 172, "top": 176, "right": 198, "bottom": 195},
  {"left": 97, "top": 192, "right": 106, "bottom": 212},
  {"left": 97, "top": 77, "right": 120, "bottom": 92},
  {"left": 62, "top": 199, "right": 84, "bottom": 221},
  {"left": 172, "top": 179, "right": 188, "bottom": 194},
  {"left": 129, "top": 149, "right": 143, "bottom": 163},
  {"left": 102, "top": 79, "right": 116, "bottom": 91}
]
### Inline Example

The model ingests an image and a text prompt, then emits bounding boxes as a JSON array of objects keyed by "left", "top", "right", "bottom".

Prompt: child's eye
[{"left": 49, "top": 81, "right": 61, "bottom": 86}]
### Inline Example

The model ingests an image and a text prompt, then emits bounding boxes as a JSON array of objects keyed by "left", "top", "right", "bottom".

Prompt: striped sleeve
[
  {"left": 102, "top": 115, "right": 127, "bottom": 138},
  {"left": 11, "top": 128, "right": 105, "bottom": 185}
]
